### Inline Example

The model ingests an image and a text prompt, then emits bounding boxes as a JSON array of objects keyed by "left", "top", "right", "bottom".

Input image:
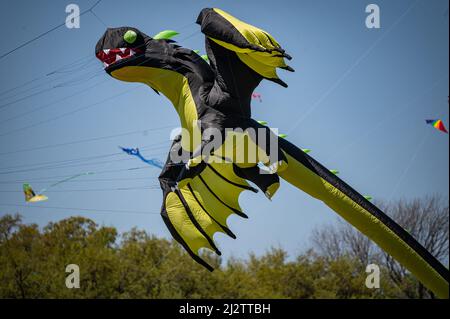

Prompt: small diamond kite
[{"left": 425, "top": 119, "right": 448, "bottom": 134}]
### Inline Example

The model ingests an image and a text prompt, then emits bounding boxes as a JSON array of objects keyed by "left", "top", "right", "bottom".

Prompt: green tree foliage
[
  {"left": 0, "top": 196, "right": 447, "bottom": 299},
  {"left": 311, "top": 195, "right": 449, "bottom": 299}
]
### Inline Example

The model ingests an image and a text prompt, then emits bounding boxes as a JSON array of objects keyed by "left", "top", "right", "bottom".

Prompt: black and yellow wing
[
  {"left": 159, "top": 138, "right": 267, "bottom": 270},
  {"left": 197, "top": 8, "right": 293, "bottom": 108}
]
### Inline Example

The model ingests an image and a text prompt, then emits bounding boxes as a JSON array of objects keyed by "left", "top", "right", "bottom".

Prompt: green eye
[{"left": 124, "top": 30, "right": 137, "bottom": 44}]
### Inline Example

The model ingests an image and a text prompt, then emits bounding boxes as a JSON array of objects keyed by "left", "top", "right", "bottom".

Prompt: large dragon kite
[{"left": 95, "top": 8, "right": 448, "bottom": 298}]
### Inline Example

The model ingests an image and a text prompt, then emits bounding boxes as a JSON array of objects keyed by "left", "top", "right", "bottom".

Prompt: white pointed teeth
[{"left": 100, "top": 48, "right": 136, "bottom": 68}]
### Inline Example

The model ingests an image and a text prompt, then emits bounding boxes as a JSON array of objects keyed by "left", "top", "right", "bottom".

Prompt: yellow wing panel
[
  {"left": 189, "top": 176, "right": 238, "bottom": 227},
  {"left": 179, "top": 187, "right": 226, "bottom": 239},
  {"left": 165, "top": 192, "right": 214, "bottom": 255},
  {"left": 200, "top": 167, "right": 245, "bottom": 212},
  {"left": 213, "top": 8, "right": 281, "bottom": 51},
  {"left": 111, "top": 66, "right": 200, "bottom": 152}
]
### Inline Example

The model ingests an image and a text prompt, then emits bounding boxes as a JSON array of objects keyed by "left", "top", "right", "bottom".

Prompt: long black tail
[{"left": 278, "top": 138, "right": 449, "bottom": 298}]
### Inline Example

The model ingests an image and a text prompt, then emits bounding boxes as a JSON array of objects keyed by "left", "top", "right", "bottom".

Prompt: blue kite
[{"left": 119, "top": 146, "right": 164, "bottom": 169}]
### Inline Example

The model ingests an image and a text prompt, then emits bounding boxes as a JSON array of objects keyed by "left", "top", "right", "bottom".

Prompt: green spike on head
[{"left": 153, "top": 30, "right": 179, "bottom": 40}]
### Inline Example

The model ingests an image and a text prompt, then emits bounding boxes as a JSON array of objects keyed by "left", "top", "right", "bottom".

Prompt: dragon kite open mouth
[{"left": 95, "top": 47, "right": 143, "bottom": 69}]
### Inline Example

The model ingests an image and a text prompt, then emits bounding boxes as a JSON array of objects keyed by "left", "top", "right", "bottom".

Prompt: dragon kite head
[
  {"left": 95, "top": 27, "right": 149, "bottom": 73},
  {"left": 95, "top": 26, "right": 188, "bottom": 95}
]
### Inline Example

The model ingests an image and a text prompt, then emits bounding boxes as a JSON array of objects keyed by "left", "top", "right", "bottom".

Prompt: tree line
[{"left": 0, "top": 195, "right": 447, "bottom": 298}]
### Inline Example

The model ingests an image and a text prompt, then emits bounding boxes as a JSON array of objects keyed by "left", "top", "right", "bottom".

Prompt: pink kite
[{"left": 251, "top": 92, "right": 262, "bottom": 102}]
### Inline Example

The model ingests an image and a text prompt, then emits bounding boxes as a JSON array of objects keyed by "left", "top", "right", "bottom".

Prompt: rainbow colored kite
[{"left": 426, "top": 119, "right": 448, "bottom": 134}]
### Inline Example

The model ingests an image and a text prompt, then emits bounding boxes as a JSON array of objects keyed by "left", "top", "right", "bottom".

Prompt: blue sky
[{"left": 0, "top": 0, "right": 448, "bottom": 261}]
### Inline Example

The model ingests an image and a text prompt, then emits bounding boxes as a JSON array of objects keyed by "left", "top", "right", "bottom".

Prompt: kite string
[
  {"left": 388, "top": 107, "right": 448, "bottom": 201},
  {"left": 0, "top": 177, "right": 160, "bottom": 185},
  {"left": 0, "top": 23, "right": 199, "bottom": 116},
  {"left": 325, "top": 74, "right": 448, "bottom": 163},
  {"left": 387, "top": 130, "right": 432, "bottom": 201},
  {"left": 48, "top": 122, "right": 163, "bottom": 196},
  {"left": 0, "top": 124, "right": 174, "bottom": 157},
  {"left": 0, "top": 56, "right": 99, "bottom": 111},
  {"left": 0, "top": 21, "right": 197, "bottom": 101},
  {"left": 0, "top": 59, "right": 98, "bottom": 104},
  {"left": 1, "top": 186, "right": 161, "bottom": 193},
  {"left": 0, "top": 74, "right": 107, "bottom": 126},
  {"left": 0, "top": 203, "right": 159, "bottom": 215},
  {"left": 0, "top": 71, "right": 103, "bottom": 111},
  {"left": 0, "top": 22, "right": 196, "bottom": 98},
  {"left": 90, "top": 6, "right": 108, "bottom": 28},
  {"left": 38, "top": 172, "right": 94, "bottom": 194},
  {"left": 0, "top": 141, "right": 169, "bottom": 173},
  {"left": 286, "top": 0, "right": 420, "bottom": 134},
  {"left": 0, "top": 0, "right": 103, "bottom": 61},
  {"left": 0, "top": 30, "right": 203, "bottom": 138},
  {"left": 3, "top": 166, "right": 150, "bottom": 183}
]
